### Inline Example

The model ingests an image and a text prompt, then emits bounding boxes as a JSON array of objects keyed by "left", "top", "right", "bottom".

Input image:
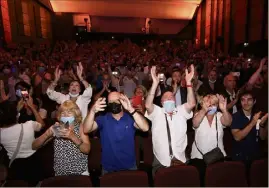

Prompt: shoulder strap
[
  {"left": 165, "top": 114, "right": 173, "bottom": 158},
  {"left": 216, "top": 115, "right": 219, "bottom": 148},
  {"left": 9, "top": 124, "right": 24, "bottom": 167},
  {"left": 194, "top": 115, "right": 219, "bottom": 155}
]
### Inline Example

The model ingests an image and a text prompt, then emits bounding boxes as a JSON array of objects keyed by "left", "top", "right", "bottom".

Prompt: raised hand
[
  {"left": 150, "top": 66, "right": 159, "bottom": 85},
  {"left": 217, "top": 94, "right": 227, "bottom": 112},
  {"left": 92, "top": 98, "right": 107, "bottom": 113},
  {"left": 252, "top": 111, "right": 262, "bottom": 124},
  {"left": 54, "top": 66, "right": 61, "bottom": 82},
  {"left": 202, "top": 96, "right": 211, "bottom": 112},
  {"left": 260, "top": 113, "right": 268, "bottom": 126},
  {"left": 185, "top": 64, "right": 195, "bottom": 84},
  {"left": 25, "top": 95, "right": 34, "bottom": 108},
  {"left": 119, "top": 94, "right": 134, "bottom": 112},
  {"left": 259, "top": 57, "right": 268, "bottom": 70},
  {"left": 76, "top": 62, "right": 84, "bottom": 80}
]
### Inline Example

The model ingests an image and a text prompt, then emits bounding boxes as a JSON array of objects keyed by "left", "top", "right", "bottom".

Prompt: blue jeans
[{"left": 102, "top": 165, "right": 137, "bottom": 176}]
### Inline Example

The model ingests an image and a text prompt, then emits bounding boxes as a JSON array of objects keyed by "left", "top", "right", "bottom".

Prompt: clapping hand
[
  {"left": 150, "top": 66, "right": 159, "bottom": 85},
  {"left": 202, "top": 96, "right": 211, "bottom": 113},
  {"left": 185, "top": 64, "right": 195, "bottom": 84},
  {"left": 260, "top": 113, "right": 268, "bottom": 126},
  {"left": 76, "top": 62, "right": 84, "bottom": 81},
  {"left": 119, "top": 94, "right": 134, "bottom": 113},
  {"left": 92, "top": 98, "right": 107, "bottom": 113},
  {"left": 54, "top": 66, "right": 62, "bottom": 82},
  {"left": 217, "top": 94, "right": 227, "bottom": 112}
]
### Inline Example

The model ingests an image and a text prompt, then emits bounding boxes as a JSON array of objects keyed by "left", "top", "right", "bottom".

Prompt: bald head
[
  {"left": 224, "top": 74, "right": 236, "bottom": 90},
  {"left": 108, "top": 92, "right": 121, "bottom": 104}
]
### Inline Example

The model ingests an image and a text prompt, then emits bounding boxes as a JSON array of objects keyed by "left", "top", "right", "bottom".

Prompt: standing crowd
[{"left": 0, "top": 39, "right": 267, "bottom": 186}]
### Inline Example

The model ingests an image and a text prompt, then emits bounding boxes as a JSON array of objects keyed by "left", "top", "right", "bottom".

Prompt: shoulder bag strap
[
  {"left": 165, "top": 114, "right": 173, "bottom": 158},
  {"left": 216, "top": 115, "right": 219, "bottom": 148},
  {"left": 9, "top": 124, "right": 24, "bottom": 167}
]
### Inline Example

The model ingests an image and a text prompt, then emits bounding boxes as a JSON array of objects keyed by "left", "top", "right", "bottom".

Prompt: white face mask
[
  {"left": 209, "top": 79, "right": 216, "bottom": 84},
  {"left": 69, "top": 93, "right": 79, "bottom": 98}
]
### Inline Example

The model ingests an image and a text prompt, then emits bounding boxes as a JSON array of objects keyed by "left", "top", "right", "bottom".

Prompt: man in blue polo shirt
[
  {"left": 231, "top": 91, "right": 268, "bottom": 169},
  {"left": 83, "top": 92, "right": 149, "bottom": 174}
]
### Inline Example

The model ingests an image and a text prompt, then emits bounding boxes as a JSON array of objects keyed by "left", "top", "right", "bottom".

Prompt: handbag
[
  {"left": 165, "top": 114, "right": 185, "bottom": 166},
  {"left": 0, "top": 124, "right": 24, "bottom": 167},
  {"left": 195, "top": 116, "right": 224, "bottom": 165}
]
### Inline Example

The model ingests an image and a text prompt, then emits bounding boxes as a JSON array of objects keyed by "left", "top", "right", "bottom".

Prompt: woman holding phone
[
  {"left": 132, "top": 85, "right": 147, "bottom": 114},
  {"left": 32, "top": 100, "right": 91, "bottom": 176}
]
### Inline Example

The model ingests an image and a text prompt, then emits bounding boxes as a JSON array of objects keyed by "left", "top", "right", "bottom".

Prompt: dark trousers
[
  {"left": 8, "top": 151, "right": 43, "bottom": 186},
  {"left": 152, "top": 156, "right": 165, "bottom": 177},
  {"left": 188, "top": 158, "right": 206, "bottom": 187}
]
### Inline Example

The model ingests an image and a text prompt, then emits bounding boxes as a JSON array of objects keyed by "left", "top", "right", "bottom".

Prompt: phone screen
[{"left": 21, "top": 90, "right": 29, "bottom": 99}]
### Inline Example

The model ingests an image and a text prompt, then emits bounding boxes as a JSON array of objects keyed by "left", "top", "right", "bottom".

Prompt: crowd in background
[{"left": 0, "top": 38, "right": 267, "bottom": 186}]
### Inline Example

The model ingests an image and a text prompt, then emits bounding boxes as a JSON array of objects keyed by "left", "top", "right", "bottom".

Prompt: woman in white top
[
  {"left": 189, "top": 94, "right": 232, "bottom": 185},
  {"left": 0, "top": 98, "right": 45, "bottom": 186}
]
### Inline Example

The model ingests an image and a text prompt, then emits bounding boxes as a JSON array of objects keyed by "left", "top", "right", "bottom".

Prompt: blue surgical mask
[
  {"left": 16, "top": 89, "right": 22, "bottom": 98},
  {"left": 208, "top": 106, "right": 217, "bottom": 115},
  {"left": 163, "top": 100, "right": 176, "bottom": 113},
  {"left": 60, "top": 116, "right": 75, "bottom": 124}
]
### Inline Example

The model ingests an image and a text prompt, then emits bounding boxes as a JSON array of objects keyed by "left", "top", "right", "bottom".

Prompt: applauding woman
[
  {"left": 32, "top": 100, "right": 91, "bottom": 176},
  {"left": 189, "top": 94, "right": 232, "bottom": 185}
]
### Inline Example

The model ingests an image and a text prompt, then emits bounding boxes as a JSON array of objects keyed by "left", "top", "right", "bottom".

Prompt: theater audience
[
  {"left": 145, "top": 65, "right": 196, "bottom": 176},
  {"left": 32, "top": 100, "right": 91, "bottom": 176},
  {"left": 46, "top": 63, "right": 92, "bottom": 120},
  {"left": 83, "top": 92, "right": 149, "bottom": 175},
  {"left": 132, "top": 85, "right": 147, "bottom": 114}
]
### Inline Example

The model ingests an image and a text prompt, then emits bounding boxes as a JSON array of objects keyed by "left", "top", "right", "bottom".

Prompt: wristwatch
[{"left": 130, "top": 110, "right": 137, "bottom": 116}]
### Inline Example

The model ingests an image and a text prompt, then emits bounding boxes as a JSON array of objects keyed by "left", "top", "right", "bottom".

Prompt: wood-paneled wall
[{"left": 194, "top": 0, "right": 268, "bottom": 55}]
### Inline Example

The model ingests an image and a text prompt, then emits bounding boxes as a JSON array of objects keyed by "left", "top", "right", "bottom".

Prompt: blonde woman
[{"left": 32, "top": 100, "right": 91, "bottom": 176}]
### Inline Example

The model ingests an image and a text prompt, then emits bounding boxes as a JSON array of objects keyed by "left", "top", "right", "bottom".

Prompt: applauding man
[
  {"left": 47, "top": 62, "right": 92, "bottom": 120},
  {"left": 145, "top": 65, "right": 196, "bottom": 176},
  {"left": 83, "top": 92, "right": 149, "bottom": 175}
]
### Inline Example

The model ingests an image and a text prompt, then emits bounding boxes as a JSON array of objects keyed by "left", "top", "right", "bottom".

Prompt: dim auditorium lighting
[
  {"left": 144, "top": 49, "right": 146, "bottom": 52},
  {"left": 76, "top": 33, "right": 78, "bottom": 35},
  {"left": 244, "top": 43, "right": 249, "bottom": 47},
  {"left": 112, "top": 36, "right": 114, "bottom": 39},
  {"left": 248, "top": 58, "right": 251, "bottom": 62}
]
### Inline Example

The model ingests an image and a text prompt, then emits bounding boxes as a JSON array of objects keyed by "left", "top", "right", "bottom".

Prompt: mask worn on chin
[
  {"left": 209, "top": 79, "right": 216, "bottom": 84},
  {"left": 163, "top": 100, "right": 176, "bottom": 113},
  {"left": 16, "top": 89, "right": 22, "bottom": 98},
  {"left": 69, "top": 93, "right": 79, "bottom": 98},
  {"left": 108, "top": 102, "right": 122, "bottom": 114},
  {"left": 207, "top": 106, "right": 217, "bottom": 115},
  {"left": 60, "top": 116, "right": 75, "bottom": 124}
]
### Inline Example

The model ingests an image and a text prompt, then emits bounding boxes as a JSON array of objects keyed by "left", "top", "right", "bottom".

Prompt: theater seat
[
  {"left": 88, "top": 138, "right": 102, "bottom": 172},
  {"left": 100, "top": 170, "right": 148, "bottom": 187},
  {"left": 205, "top": 161, "right": 248, "bottom": 187},
  {"left": 40, "top": 175, "right": 92, "bottom": 187},
  {"left": 3, "top": 180, "right": 28, "bottom": 187},
  {"left": 249, "top": 159, "right": 268, "bottom": 187},
  {"left": 143, "top": 135, "right": 153, "bottom": 167},
  {"left": 154, "top": 165, "right": 200, "bottom": 187}
]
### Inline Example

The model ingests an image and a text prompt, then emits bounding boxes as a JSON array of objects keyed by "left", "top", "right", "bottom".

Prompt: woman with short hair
[{"left": 32, "top": 100, "right": 91, "bottom": 176}]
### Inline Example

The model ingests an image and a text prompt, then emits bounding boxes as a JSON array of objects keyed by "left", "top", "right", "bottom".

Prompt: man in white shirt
[
  {"left": 46, "top": 63, "right": 92, "bottom": 120},
  {"left": 145, "top": 65, "right": 196, "bottom": 176}
]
